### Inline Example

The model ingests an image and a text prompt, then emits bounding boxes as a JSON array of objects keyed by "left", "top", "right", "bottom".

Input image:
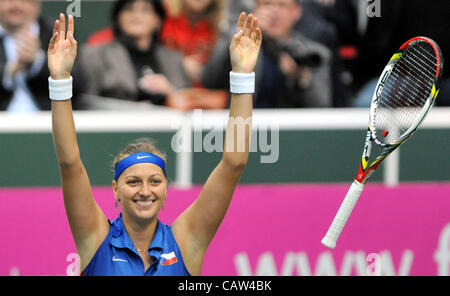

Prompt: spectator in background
[
  {"left": 160, "top": 0, "right": 228, "bottom": 86},
  {"left": 351, "top": 1, "right": 404, "bottom": 107},
  {"left": 80, "top": 0, "right": 192, "bottom": 109},
  {"left": 0, "top": 0, "right": 84, "bottom": 111},
  {"left": 294, "top": 0, "right": 359, "bottom": 107},
  {"left": 202, "top": 0, "right": 332, "bottom": 108}
]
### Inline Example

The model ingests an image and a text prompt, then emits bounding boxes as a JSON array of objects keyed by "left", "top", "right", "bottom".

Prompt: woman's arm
[
  {"left": 173, "top": 12, "right": 262, "bottom": 275},
  {"left": 48, "top": 14, "right": 109, "bottom": 270}
]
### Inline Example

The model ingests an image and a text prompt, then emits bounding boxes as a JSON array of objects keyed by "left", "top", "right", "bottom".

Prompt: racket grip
[{"left": 321, "top": 180, "right": 364, "bottom": 249}]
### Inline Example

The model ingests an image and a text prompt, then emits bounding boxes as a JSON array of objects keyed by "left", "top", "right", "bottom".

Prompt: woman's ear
[
  {"left": 113, "top": 180, "right": 121, "bottom": 209},
  {"left": 112, "top": 180, "right": 118, "bottom": 199}
]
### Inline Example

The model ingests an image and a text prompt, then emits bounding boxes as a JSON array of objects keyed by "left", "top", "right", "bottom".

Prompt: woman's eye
[
  {"left": 127, "top": 180, "right": 139, "bottom": 185},
  {"left": 151, "top": 179, "right": 161, "bottom": 185}
]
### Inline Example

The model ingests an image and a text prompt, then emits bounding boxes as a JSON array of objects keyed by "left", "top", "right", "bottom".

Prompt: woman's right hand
[{"left": 48, "top": 14, "right": 77, "bottom": 80}]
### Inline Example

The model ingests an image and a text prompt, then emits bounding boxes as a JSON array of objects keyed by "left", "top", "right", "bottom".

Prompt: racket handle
[{"left": 321, "top": 180, "right": 364, "bottom": 249}]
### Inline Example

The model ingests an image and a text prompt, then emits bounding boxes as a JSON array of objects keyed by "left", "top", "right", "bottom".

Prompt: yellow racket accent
[
  {"left": 370, "top": 155, "right": 386, "bottom": 168},
  {"left": 432, "top": 84, "right": 440, "bottom": 99},
  {"left": 390, "top": 52, "right": 403, "bottom": 61},
  {"left": 362, "top": 156, "right": 369, "bottom": 170}
]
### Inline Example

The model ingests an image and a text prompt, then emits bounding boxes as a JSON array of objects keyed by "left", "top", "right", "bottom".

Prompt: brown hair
[{"left": 113, "top": 138, "right": 167, "bottom": 168}]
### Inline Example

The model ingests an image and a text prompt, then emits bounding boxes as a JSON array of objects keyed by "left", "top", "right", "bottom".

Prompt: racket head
[{"left": 368, "top": 36, "right": 444, "bottom": 147}]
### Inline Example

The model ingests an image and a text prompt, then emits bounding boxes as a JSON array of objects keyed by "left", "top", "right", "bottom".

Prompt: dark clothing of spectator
[
  {"left": 0, "top": 17, "right": 84, "bottom": 110},
  {"left": 201, "top": 31, "right": 332, "bottom": 108}
]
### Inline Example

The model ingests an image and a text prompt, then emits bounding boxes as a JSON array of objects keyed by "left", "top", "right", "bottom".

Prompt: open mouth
[{"left": 134, "top": 199, "right": 156, "bottom": 207}]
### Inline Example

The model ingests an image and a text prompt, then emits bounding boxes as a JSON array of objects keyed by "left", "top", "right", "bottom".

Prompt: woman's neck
[{"left": 123, "top": 214, "right": 158, "bottom": 251}]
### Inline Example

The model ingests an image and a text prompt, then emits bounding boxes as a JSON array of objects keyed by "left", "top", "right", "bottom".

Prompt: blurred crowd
[{"left": 0, "top": 0, "right": 449, "bottom": 112}]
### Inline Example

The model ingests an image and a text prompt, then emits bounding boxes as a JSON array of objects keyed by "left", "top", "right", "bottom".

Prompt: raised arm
[
  {"left": 172, "top": 12, "right": 262, "bottom": 275},
  {"left": 48, "top": 14, "right": 108, "bottom": 270}
]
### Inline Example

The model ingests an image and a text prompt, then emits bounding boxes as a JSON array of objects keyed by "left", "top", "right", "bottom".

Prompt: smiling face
[{"left": 113, "top": 162, "right": 167, "bottom": 223}]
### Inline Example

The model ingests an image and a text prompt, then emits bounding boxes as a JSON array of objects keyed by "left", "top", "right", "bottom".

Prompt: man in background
[
  {"left": 0, "top": 0, "right": 83, "bottom": 111},
  {"left": 202, "top": 0, "right": 332, "bottom": 108}
]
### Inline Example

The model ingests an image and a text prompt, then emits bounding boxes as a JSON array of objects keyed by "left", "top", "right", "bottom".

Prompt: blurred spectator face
[
  {"left": 254, "top": 0, "right": 301, "bottom": 39},
  {"left": 0, "top": 0, "right": 41, "bottom": 32},
  {"left": 183, "top": 0, "right": 213, "bottom": 14},
  {"left": 118, "top": 0, "right": 161, "bottom": 39}
]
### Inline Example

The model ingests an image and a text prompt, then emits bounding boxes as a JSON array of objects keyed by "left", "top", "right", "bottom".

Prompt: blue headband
[{"left": 114, "top": 152, "right": 166, "bottom": 180}]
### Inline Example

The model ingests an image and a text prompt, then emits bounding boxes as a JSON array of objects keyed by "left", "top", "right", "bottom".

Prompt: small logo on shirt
[
  {"left": 112, "top": 256, "right": 128, "bottom": 263},
  {"left": 160, "top": 251, "right": 178, "bottom": 266}
]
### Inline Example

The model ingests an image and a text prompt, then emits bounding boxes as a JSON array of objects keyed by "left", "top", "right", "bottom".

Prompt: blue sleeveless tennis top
[{"left": 83, "top": 214, "right": 191, "bottom": 276}]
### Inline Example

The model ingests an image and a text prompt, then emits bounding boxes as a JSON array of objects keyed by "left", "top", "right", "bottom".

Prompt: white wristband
[
  {"left": 48, "top": 76, "right": 73, "bottom": 101},
  {"left": 230, "top": 72, "right": 255, "bottom": 94}
]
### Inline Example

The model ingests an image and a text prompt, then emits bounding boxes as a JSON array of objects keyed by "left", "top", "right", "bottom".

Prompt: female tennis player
[{"left": 47, "top": 12, "right": 261, "bottom": 275}]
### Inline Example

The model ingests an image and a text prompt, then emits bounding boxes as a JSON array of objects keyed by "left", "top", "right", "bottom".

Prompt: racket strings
[
  {"left": 374, "top": 41, "right": 437, "bottom": 144},
  {"left": 400, "top": 52, "right": 436, "bottom": 77},
  {"left": 375, "top": 66, "right": 428, "bottom": 141},
  {"left": 376, "top": 68, "right": 431, "bottom": 142},
  {"left": 387, "top": 44, "right": 436, "bottom": 104},
  {"left": 411, "top": 45, "right": 439, "bottom": 72},
  {"left": 388, "top": 43, "right": 436, "bottom": 127},
  {"left": 389, "top": 61, "right": 431, "bottom": 106},
  {"left": 399, "top": 57, "right": 435, "bottom": 86},
  {"left": 388, "top": 64, "right": 428, "bottom": 99}
]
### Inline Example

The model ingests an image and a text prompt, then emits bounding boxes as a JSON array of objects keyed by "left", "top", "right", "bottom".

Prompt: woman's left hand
[{"left": 229, "top": 12, "right": 262, "bottom": 74}]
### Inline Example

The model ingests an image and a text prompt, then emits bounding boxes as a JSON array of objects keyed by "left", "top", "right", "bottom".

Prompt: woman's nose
[{"left": 140, "top": 183, "right": 151, "bottom": 196}]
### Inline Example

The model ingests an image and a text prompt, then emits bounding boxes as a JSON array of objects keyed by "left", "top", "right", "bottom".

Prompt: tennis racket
[{"left": 321, "top": 36, "right": 444, "bottom": 249}]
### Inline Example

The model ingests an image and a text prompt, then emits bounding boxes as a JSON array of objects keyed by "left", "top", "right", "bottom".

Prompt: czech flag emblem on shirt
[{"left": 160, "top": 251, "right": 178, "bottom": 266}]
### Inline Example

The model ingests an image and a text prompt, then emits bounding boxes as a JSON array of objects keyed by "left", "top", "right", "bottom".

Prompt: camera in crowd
[{"left": 276, "top": 38, "right": 323, "bottom": 68}]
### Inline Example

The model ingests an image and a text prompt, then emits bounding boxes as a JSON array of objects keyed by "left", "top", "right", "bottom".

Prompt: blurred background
[{"left": 0, "top": 0, "right": 449, "bottom": 276}]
